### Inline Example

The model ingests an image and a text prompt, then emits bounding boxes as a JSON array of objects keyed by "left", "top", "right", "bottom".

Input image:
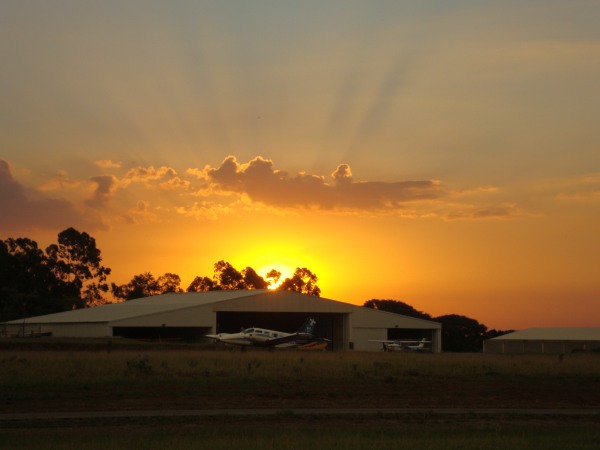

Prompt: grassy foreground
[
  {"left": 2, "top": 418, "right": 600, "bottom": 450},
  {"left": 1, "top": 343, "right": 599, "bottom": 449}
]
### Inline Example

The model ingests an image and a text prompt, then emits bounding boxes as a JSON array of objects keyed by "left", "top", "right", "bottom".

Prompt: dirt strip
[{"left": 2, "top": 407, "right": 600, "bottom": 421}]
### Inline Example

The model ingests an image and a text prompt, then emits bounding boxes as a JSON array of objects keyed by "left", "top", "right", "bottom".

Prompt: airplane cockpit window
[{"left": 245, "top": 328, "right": 254, "bottom": 333}]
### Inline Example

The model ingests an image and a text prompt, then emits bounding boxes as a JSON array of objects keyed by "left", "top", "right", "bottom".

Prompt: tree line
[
  {"left": 363, "top": 299, "right": 512, "bottom": 352},
  {"left": 0, "top": 228, "right": 320, "bottom": 322},
  {"left": 110, "top": 262, "right": 320, "bottom": 300},
  {"left": 1, "top": 228, "right": 510, "bottom": 351}
]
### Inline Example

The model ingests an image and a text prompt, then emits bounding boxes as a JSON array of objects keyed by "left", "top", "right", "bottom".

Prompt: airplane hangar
[
  {"left": 484, "top": 327, "right": 600, "bottom": 354},
  {"left": 1, "top": 290, "right": 442, "bottom": 352}
]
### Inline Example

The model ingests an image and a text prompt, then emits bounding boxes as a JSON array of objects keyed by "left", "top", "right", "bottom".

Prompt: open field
[{"left": 1, "top": 341, "right": 599, "bottom": 448}]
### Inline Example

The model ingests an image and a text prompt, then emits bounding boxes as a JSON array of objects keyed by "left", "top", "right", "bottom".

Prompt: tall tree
[
  {"left": 45, "top": 228, "right": 111, "bottom": 307},
  {"left": 157, "top": 273, "right": 183, "bottom": 293},
  {"left": 279, "top": 267, "right": 321, "bottom": 297},
  {"left": 434, "top": 314, "right": 488, "bottom": 352},
  {"left": 0, "top": 238, "right": 80, "bottom": 321}
]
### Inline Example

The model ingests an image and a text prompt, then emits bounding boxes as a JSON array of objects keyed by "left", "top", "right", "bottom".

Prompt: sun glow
[{"left": 257, "top": 264, "right": 294, "bottom": 290}]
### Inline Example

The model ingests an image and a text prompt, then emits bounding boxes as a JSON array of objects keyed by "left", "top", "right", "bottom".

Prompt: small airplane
[
  {"left": 206, "top": 318, "right": 328, "bottom": 349},
  {"left": 368, "top": 337, "right": 431, "bottom": 352}
]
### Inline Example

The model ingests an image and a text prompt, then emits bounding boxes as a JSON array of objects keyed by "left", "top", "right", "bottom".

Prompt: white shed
[{"left": 484, "top": 327, "right": 600, "bottom": 354}]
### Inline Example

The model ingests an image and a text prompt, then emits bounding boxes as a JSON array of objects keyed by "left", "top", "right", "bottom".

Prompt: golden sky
[{"left": 1, "top": 1, "right": 599, "bottom": 329}]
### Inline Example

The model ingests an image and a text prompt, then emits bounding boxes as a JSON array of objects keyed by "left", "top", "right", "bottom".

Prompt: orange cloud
[
  {"left": 196, "top": 156, "right": 445, "bottom": 212},
  {"left": 123, "top": 165, "right": 177, "bottom": 184},
  {"left": 175, "top": 201, "right": 233, "bottom": 220},
  {"left": 122, "top": 165, "right": 188, "bottom": 191}
]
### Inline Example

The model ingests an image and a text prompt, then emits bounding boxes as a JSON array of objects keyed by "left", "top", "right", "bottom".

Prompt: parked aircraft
[
  {"left": 206, "top": 318, "right": 327, "bottom": 349},
  {"left": 369, "top": 337, "right": 431, "bottom": 352}
]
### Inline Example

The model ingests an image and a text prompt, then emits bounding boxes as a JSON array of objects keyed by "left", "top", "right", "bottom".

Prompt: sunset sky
[{"left": 2, "top": 1, "right": 599, "bottom": 329}]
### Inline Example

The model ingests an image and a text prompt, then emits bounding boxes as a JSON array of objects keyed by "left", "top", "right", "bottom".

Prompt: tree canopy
[
  {"left": 46, "top": 227, "right": 111, "bottom": 307},
  {"left": 0, "top": 228, "right": 111, "bottom": 321},
  {"left": 364, "top": 299, "right": 432, "bottom": 320},
  {"left": 279, "top": 267, "right": 321, "bottom": 297},
  {"left": 111, "top": 272, "right": 185, "bottom": 301},
  {"left": 111, "top": 261, "right": 321, "bottom": 300}
]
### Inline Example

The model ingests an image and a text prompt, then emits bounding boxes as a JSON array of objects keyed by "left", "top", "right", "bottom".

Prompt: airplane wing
[{"left": 205, "top": 334, "right": 221, "bottom": 341}]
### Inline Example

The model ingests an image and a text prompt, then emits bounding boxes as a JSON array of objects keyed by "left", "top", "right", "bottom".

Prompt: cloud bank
[
  {"left": 0, "top": 160, "right": 102, "bottom": 233},
  {"left": 193, "top": 156, "right": 444, "bottom": 212},
  {"left": 2, "top": 155, "right": 528, "bottom": 233}
]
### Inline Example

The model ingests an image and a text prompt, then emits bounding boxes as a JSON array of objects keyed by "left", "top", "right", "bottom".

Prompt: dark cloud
[
  {"left": 0, "top": 160, "right": 103, "bottom": 233},
  {"left": 200, "top": 156, "right": 444, "bottom": 211},
  {"left": 86, "top": 175, "right": 119, "bottom": 208}
]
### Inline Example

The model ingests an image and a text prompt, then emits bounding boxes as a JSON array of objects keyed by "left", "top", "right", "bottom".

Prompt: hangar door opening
[
  {"left": 387, "top": 328, "right": 436, "bottom": 352},
  {"left": 215, "top": 312, "right": 346, "bottom": 351},
  {"left": 112, "top": 326, "right": 212, "bottom": 342}
]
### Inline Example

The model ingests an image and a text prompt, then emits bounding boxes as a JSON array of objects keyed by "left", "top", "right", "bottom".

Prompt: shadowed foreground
[{"left": 1, "top": 345, "right": 599, "bottom": 448}]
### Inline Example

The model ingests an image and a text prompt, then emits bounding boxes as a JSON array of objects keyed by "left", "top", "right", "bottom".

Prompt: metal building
[
  {"left": 1, "top": 290, "right": 441, "bottom": 352},
  {"left": 484, "top": 327, "right": 600, "bottom": 354}
]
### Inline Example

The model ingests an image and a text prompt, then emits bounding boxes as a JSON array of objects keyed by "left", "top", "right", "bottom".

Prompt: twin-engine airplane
[
  {"left": 206, "top": 318, "right": 328, "bottom": 349},
  {"left": 369, "top": 337, "right": 431, "bottom": 352}
]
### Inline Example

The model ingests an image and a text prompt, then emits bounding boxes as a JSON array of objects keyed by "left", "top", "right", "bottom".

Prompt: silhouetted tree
[
  {"left": 279, "top": 267, "right": 321, "bottom": 297},
  {"left": 265, "top": 269, "right": 281, "bottom": 287},
  {"left": 0, "top": 237, "right": 80, "bottom": 321},
  {"left": 434, "top": 314, "right": 488, "bottom": 352},
  {"left": 363, "top": 299, "right": 432, "bottom": 320},
  {"left": 112, "top": 272, "right": 161, "bottom": 300},
  {"left": 45, "top": 227, "right": 111, "bottom": 307},
  {"left": 485, "top": 328, "right": 514, "bottom": 339},
  {"left": 213, "top": 260, "right": 244, "bottom": 290},
  {"left": 187, "top": 262, "right": 320, "bottom": 294},
  {"left": 157, "top": 273, "right": 183, "bottom": 293},
  {"left": 112, "top": 272, "right": 188, "bottom": 300},
  {"left": 186, "top": 276, "right": 214, "bottom": 292},
  {"left": 241, "top": 267, "right": 269, "bottom": 290}
]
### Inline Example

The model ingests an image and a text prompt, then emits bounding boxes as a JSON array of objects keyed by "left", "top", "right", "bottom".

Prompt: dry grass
[
  {"left": 1, "top": 345, "right": 599, "bottom": 449},
  {"left": 1, "top": 346, "right": 599, "bottom": 413}
]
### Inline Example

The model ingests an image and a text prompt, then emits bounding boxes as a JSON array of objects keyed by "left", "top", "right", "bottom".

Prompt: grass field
[
  {"left": 1, "top": 341, "right": 599, "bottom": 448},
  {"left": 2, "top": 417, "right": 600, "bottom": 450}
]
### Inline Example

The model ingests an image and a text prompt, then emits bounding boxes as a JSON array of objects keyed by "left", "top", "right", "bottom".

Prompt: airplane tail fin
[{"left": 297, "top": 318, "right": 316, "bottom": 335}]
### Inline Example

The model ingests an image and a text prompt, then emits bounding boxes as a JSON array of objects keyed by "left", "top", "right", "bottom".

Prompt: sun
[{"left": 256, "top": 264, "right": 294, "bottom": 290}]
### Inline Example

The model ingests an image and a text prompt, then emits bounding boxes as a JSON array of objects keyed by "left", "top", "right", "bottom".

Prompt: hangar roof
[
  {"left": 490, "top": 327, "right": 600, "bottom": 341},
  {"left": 4, "top": 289, "right": 440, "bottom": 331},
  {"left": 6, "top": 290, "right": 268, "bottom": 324}
]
